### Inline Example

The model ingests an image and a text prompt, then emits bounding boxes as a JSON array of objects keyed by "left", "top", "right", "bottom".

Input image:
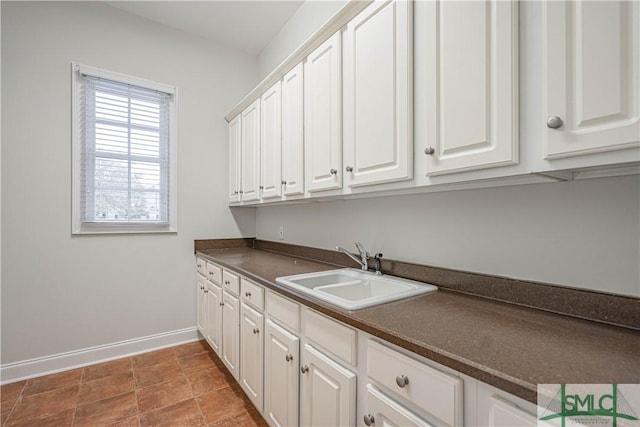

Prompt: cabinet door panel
[
  {"left": 544, "top": 1, "right": 639, "bottom": 158},
  {"left": 196, "top": 276, "right": 206, "bottom": 334},
  {"left": 241, "top": 99, "right": 261, "bottom": 201},
  {"left": 206, "top": 283, "right": 222, "bottom": 357},
  {"left": 304, "top": 32, "right": 342, "bottom": 192},
  {"left": 240, "top": 302, "right": 264, "bottom": 411},
  {"left": 300, "top": 344, "right": 356, "bottom": 427},
  {"left": 344, "top": 0, "right": 413, "bottom": 187},
  {"left": 425, "top": 0, "right": 518, "bottom": 175},
  {"left": 261, "top": 82, "right": 282, "bottom": 200},
  {"left": 221, "top": 291, "right": 240, "bottom": 380},
  {"left": 282, "top": 63, "right": 304, "bottom": 196},
  {"left": 366, "top": 384, "right": 433, "bottom": 427},
  {"left": 488, "top": 396, "right": 535, "bottom": 427},
  {"left": 264, "top": 319, "right": 300, "bottom": 427},
  {"left": 228, "top": 115, "right": 241, "bottom": 203}
]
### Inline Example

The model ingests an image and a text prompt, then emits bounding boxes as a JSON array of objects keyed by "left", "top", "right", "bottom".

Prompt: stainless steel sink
[{"left": 275, "top": 268, "right": 437, "bottom": 310}]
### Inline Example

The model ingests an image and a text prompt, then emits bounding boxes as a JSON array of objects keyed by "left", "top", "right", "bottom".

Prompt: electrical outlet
[{"left": 279, "top": 226, "right": 284, "bottom": 240}]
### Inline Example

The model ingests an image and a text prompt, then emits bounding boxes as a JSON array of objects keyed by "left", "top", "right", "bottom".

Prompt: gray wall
[
  {"left": 1, "top": 1, "right": 257, "bottom": 364},
  {"left": 257, "top": 0, "right": 347, "bottom": 80},
  {"left": 256, "top": 177, "right": 640, "bottom": 296}
]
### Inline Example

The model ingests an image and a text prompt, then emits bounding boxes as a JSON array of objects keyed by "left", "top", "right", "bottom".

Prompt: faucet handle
[
  {"left": 374, "top": 253, "right": 383, "bottom": 275},
  {"left": 355, "top": 242, "right": 369, "bottom": 258}
]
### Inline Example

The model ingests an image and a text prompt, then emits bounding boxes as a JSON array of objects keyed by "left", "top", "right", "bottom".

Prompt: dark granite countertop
[{"left": 196, "top": 247, "right": 640, "bottom": 404}]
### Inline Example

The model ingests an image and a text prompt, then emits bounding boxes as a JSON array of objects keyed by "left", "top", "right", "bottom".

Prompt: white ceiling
[{"left": 106, "top": 1, "right": 305, "bottom": 55}]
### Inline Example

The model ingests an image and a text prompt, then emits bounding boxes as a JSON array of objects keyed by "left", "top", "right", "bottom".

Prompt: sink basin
[{"left": 275, "top": 268, "right": 437, "bottom": 310}]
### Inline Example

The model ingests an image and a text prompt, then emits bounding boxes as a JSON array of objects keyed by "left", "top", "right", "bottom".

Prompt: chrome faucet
[{"left": 336, "top": 242, "right": 369, "bottom": 271}]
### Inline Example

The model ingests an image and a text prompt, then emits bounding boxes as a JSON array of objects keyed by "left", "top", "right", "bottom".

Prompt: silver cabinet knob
[
  {"left": 253, "top": 328, "right": 259, "bottom": 334},
  {"left": 245, "top": 291, "right": 251, "bottom": 297},
  {"left": 424, "top": 147, "right": 435, "bottom": 155},
  {"left": 395, "top": 375, "right": 409, "bottom": 388},
  {"left": 281, "top": 180, "right": 286, "bottom": 185},
  {"left": 200, "top": 286, "right": 204, "bottom": 290},
  {"left": 345, "top": 166, "right": 353, "bottom": 172},
  {"left": 259, "top": 186, "right": 264, "bottom": 190},
  {"left": 197, "top": 264, "right": 201, "bottom": 268},
  {"left": 219, "top": 302, "right": 224, "bottom": 306},
  {"left": 285, "top": 354, "right": 293, "bottom": 362},
  {"left": 363, "top": 414, "right": 375, "bottom": 426},
  {"left": 547, "top": 116, "right": 564, "bottom": 129},
  {"left": 204, "top": 289, "right": 208, "bottom": 294},
  {"left": 330, "top": 168, "right": 338, "bottom": 175},
  {"left": 233, "top": 191, "right": 239, "bottom": 195},
  {"left": 300, "top": 365, "right": 309, "bottom": 374}
]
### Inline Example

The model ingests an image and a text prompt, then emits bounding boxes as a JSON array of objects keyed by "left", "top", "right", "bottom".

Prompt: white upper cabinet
[
  {"left": 281, "top": 63, "right": 305, "bottom": 197},
  {"left": 304, "top": 32, "right": 343, "bottom": 193},
  {"left": 241, "top": 99, "right": 261, "bottom": 202},
  {"left": 423, "top": 0, "right": 519, "bottom": 175},
  {"left": 543, "top": 1, "right": 639, "bottom": 159},
  {"left": 343, "top": 0, "right": 413, "bottom": 187},
  {"left": 228, "top": 115, "right": 241, "bottom": 203},
  {"left": 260, "top": 82, "right": 283, "bottom": 200}
]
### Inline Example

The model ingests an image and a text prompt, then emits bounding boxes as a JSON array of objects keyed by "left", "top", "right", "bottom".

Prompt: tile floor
[{"left": 0, "top": 340, "right": 267, "bottom": 426}]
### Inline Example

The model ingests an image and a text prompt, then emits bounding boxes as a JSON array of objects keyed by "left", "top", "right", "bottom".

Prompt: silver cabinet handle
[
  {"left": 197, "top": 264, "right": 202, "bottom": 269},
  {"left": 281, "top": 180, "right": 286, "bottom": 185},
  {"left": 259, "top": 186, "right": 264, "bottom": 190},
  {"left": 224, "top": 280, "right": 229, "bottom": 285},
  {"left": 363, "top": 414, "right": 375, "bottom": 426},
  {"left": 253, "top": 328, "right": 259, "bottom": 334},
  {"left": 547, "top": 116, "right": 564, "bottom": 129},
  {"left": 300, "top": 365, "right": 309, "bottom": 374},
  {"left": 345, "top": 166, "right": 353, "bottom": 172},
  {"left": 233, "top": 190, "right": 239, "bottom": 195},
  {"left": 219, "top": 302, "right": 224, "bottom": 306},
  {"left": 330, "top": 168, "right": 337, "bottom": 175},
  {"left": 424, "top": 147, "right": 435, "bottom": 155},
  {"left": 285, "top": 354, "right": 293, "bottom": 362},
  {"left": 245, "top": 291, "right": 251, "bottom": 297},
  {"left": 395, "top": 375, "right": 409, "bottom": 388},
  {"left": 200, "top": 286, "right": 204, "bottom": 290}
]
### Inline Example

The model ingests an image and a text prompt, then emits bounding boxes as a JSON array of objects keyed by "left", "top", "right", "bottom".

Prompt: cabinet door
[
  {"left": 487, "top": 396, "right": 536, "bottom": 427},
  {"left": 343, "top": 0, "right": 413, "bottom": 187},
  {"left": 221, "top": 290, "right": 240, "bottom": 380},
  {"left": 304, "top": 32, "right": 342, "bottom": 193},
  {"left": 264, "top": 319, "right": 300, "bottom": 427},
  {"left": 261, "top": 82, "right": 282, "bottom": 200},
  {"left": 282, "top": 63, "right": 305, "bottom": 197},
  {"left": 206, "top": 282, "right": 222, "bottom": 357},
  {"left": 228, "top": 115, "right": 241, "bottom": 203},
  {"left": 424, "top": 0, "right": 518, "bottom": 175},
  {"left": 365, "top": 384, "right": 433, "bottom": 427},
  {"left": 544, "top": 1, "right": 639, "bottom": 159},
  {"left": 196, "top": 275, "right": 207, "bottom": 335},
  {"left": 241, "top": 99, "right": 261, "bottom": 202},
  {"left": 300, "top": 344, "right": 356, "bottom": 427},
  {"left": 240, "top": 302, "right": 264, "bottom": 412}
]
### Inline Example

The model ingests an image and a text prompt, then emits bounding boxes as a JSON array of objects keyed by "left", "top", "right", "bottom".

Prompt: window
[{"left": 72, "top": 63, "right": 177, "bottom": 234}]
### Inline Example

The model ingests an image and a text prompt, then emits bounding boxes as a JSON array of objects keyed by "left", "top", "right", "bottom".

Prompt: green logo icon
[{"left": 539, "top": 384, "right": 639, "bottom": 427}]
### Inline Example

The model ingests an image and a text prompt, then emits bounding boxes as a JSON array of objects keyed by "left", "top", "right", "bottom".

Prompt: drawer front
[
  {"left": 196, "top": 257, "right": 207, "bottom": 276},
  {"left": 241, "top": 277, "right": 265, "bottom": 311},
  {"left": 206, "top": 262, "right": 222, "bottom": 285},
  {"left": 367, "top": 340, "right": 462, "bottom": 427},
  {"left": 366, "top": 384, "right": 433, "bottom": 427},
  {"left": 305, "top": 308, "right": 356, "bottom": 366},
  {"left": 265, "top": 290, "right": 300, "bottom": 333},
  {"left": 222, "top": 270, "right": 240, "bottom": 296}
]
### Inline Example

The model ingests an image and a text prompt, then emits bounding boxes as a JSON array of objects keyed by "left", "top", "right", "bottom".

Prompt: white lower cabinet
[
  {"left": 300, "top": 343, "right": 356, "bottom": 427},
  {"left": 264, "top": 318, "right": 300, "bottom": 427},
  {"left": 367, "top": 339, "right": 463, "bottom": 427},
  {"left": 196, "top": 262, "right": 540, "bottom": 427},
  {"left": 205, "top": 281, "right": 222, "bottom": 357},
  {"left": 221, "top": 290, "right": 240, "bottom": 380},
  {"left": 240, "top": 302, "right": 264, "bottom": 411},
  {"left": 365, "top": 384, "right": 433, "bottom": 427},
  {"left": 196, "top": 274, "right": 207, "bottom": 335}
]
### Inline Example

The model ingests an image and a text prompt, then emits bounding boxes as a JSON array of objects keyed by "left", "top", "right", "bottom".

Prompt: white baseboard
[{"left": 0, "top": 327, "right": 200, "bottom": 385}]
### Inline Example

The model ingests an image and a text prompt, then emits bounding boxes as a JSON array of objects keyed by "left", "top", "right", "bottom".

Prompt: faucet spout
[{"left": 336, "top": 243, "right": 369, "bottom": 271}]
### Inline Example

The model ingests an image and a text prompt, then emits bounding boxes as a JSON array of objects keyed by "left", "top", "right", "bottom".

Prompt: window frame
[{"left": 71, "top": 62, "right": 178, "bottom": 234}]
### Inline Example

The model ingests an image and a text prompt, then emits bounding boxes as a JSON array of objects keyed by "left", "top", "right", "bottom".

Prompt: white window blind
[{"left": 80, "top": 73, "right": 171, "bottom": 225}]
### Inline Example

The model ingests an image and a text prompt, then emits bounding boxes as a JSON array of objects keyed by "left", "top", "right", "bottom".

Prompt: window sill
[{"left": 72, "top": 222, "right": 177, "bottom": 235}]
